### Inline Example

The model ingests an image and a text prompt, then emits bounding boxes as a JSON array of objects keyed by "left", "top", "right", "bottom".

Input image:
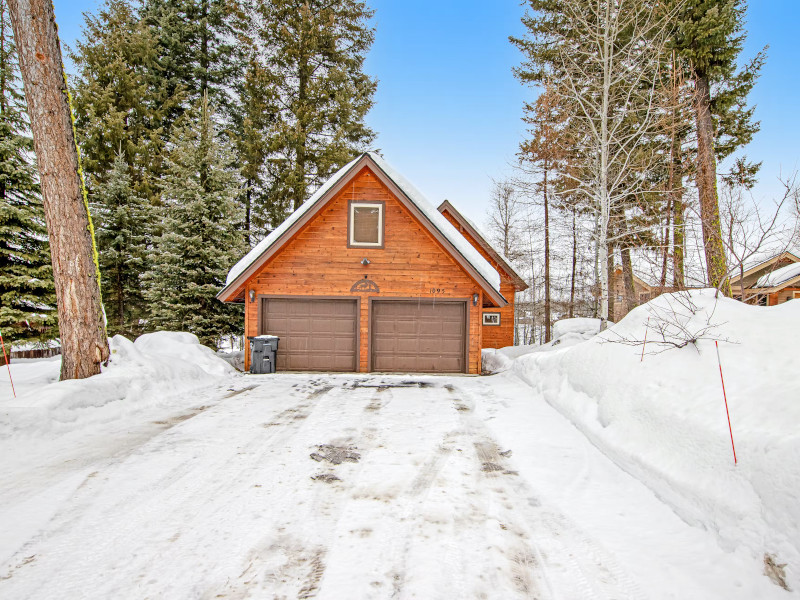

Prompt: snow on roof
[
  {"left": 440, "top": 200, "right": 527, "bottom": 286},
  {"left": 224, "top": 153, "right": 501, "bottom": 294},
  {"left": 753, "top": 261, "right": 800, "bottom": 289},
  {"left": 225, "top": 155, "right": 362, "bottom": 287},
  {"left": 366, "top": 153, "right": 500, "bottom": 292}
]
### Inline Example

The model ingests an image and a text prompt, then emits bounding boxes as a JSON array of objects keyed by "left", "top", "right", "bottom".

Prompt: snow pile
[
  {"left": 482, "top": 317, "right": 604, "bottom": 373},
  {"left": 510, "top": 289, "right": 800, "bottom": 589},
  {"left": 0, "top": 331, "right": 234, "bottom": 437},
  {"left": 551, "top": 317, "right": 603, "bottom": 339},
  {"left": 755, "top": 261, "right": 800, "bottom": 288}
]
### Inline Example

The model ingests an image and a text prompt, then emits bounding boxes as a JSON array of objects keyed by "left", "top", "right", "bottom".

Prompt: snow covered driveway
[{"left": 0, "top": 372, "right": 785, "bottom": 599}]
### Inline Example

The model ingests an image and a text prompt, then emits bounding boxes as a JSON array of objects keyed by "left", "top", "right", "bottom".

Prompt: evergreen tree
[
  {"left": 671, "top": 0, "right": 765, "bottom": 290},
  {"left": 140, "top": 0, "right": 246, "bottom": 129},
  {"left": 70, "top": 0, "right": 175, "bottom": 205},
  {"left": 256, "top": 0, "right": 377, "bottom": 211},
  {"left": 92, "top": 152, "right": 150, "bottom": 337},
  {"left": 0, "top": 0, "right": 56, "bottom": 344},
  {"left": 143, "top": 95, "right": 244, "bottom": 347}
]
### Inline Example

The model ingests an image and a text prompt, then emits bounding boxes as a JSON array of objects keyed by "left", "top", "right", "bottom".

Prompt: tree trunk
[
  {"left": 569, "top": 208, "right": 577, "bottom": 318},
  {"left": 621, "top": 244, "right": 636, "bottom": 311},
  {"left": 8, "top": 0, "right": 110, "bottom": 380},
  {"left": 660, "top": 197, "right": 671, "bottom": 288},
  {"left": 543, "top": 164, "right": 551, "bottom": 342},
  {"left": 244, "top": 183, "right": 252, "bottom": 246},
  {"left": 694, "top": 74, "right": 729, "bottom": 292}
]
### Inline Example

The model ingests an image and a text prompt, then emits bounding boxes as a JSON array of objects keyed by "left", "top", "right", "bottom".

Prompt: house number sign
[{"left": 429, "top": 288, "right": 446, "bottom": 294}]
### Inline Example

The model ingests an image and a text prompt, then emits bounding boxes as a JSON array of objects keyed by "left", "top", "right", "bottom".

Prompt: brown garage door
[
  {"left": 370, "top": 300, "right": 467, "bottom": 373},
  {"left": 260, "top": 297, "right": 358, "bottom": 371}
]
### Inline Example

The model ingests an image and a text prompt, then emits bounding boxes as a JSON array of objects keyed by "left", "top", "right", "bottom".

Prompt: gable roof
[
  {"left": 751, "top": 261, "right": 800, "bottom": 291},
  {"left": 612, "top": 265, "right": 653, "bottom": 291},
  {"left": 218, "top": 153, "right": 506, "bottom": 306},
  {"left": 437, "top": 200, "right": 528, "bottom": 292},
  {"left": 731, "top": 250, "right": 800, "bottom": 284}
]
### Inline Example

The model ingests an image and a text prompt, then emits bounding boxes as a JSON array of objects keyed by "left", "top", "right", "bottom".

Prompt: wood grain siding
[
  {"left": 259, "top": 297, "right": 358, "bottom": 371},
  {"left": 242, "top": 166, "right": 484, "bottom": 373},
  {"left": 440, "top": 210, "right": 517, "bottom": 349},
  {"left": 370, "top": 299, "right": 467, "bottom": 373}
]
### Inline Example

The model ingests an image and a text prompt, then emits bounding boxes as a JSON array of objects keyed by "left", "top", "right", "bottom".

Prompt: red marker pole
[
  {"left": 0, "top": 328, "right": 16, "bottom": 398},
  {"left": 715, "top": 340, "right": 736, "bottom": 465}
]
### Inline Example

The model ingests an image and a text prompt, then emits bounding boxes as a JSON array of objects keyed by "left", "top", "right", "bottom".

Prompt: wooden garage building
[
  {"left": 218, "top": 152, "right": 510, "bottom": 374},
  {"left": 437, "top": 200, "right": 528, "bottom": 349}
]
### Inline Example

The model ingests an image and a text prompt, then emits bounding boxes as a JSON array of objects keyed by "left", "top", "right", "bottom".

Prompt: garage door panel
[
  {"left": 371, "top": 300, "right": 466, "bottom": 373},
  {"left": 261, "top": 298, "right": 357, "bottom": 372}
]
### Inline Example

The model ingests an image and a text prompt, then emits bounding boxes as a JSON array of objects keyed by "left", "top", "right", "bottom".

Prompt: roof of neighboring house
[
  {"left": 437, "top": 200, "right": 529, "bottom": 292},
  {"left": 732, "top": 250, "right": 800, "bottom": 283},
  {"left": 612, "top": 265, "right": 653, "bottom": 291},
  {"left": 752, "top": 261, "right": 800, "bottom": 290},
  {"left": 219, "top": 152, "right": 506, "bottom": 306}
]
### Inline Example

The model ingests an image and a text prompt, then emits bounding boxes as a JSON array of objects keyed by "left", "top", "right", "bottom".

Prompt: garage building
[{"left": 218, "top": 152, "right": 510, "bottom": 374}]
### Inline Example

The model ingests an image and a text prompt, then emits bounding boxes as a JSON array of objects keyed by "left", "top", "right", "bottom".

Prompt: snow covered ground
[{"left": 0, "top": 307, "right": 796, "bottom": 598}]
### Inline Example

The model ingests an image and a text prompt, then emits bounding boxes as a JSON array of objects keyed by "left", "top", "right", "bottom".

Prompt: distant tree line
[{"left": 0, "top": 0, "right": 376, "bottom": 347}]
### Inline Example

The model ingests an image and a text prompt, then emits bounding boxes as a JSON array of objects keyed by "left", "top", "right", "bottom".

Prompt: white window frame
[
  {"left": 483, "top": 312, "right": 501, "bottom": 326},
  {"left": 349, "top": 201, "right": 384, "bottom": 248}
]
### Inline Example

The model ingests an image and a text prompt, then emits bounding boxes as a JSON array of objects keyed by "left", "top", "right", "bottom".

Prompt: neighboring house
[
  {"left": 609, "top": 266, "right": 662, "bottom": 322},
  {"left": 218, "top": 152, "right": 508, "bottom": 374},
  {"left": 730, "top": 251, "right": 800, "bottom": 306},
  {"left": 437, "top": 200, "right": 529, "bottom": 349}
]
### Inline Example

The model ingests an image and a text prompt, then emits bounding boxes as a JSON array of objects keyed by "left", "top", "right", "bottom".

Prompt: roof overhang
[
  {"left": 732, "top": 251, "right": 800, "bottom": 283},
  {"left": 218, "top": 154, "right": 507, "bottom": 307},
  {"left": 437, "top": 200, "right": 529, "bottom": 292},
  {"left": 745, "top": 273, "right": 800, "bottom": 295}
]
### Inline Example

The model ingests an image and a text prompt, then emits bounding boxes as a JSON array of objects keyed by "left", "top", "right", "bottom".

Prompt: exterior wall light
[
  {"left": 249, "top": 289, "right": 255, "bottom": 303},
  {"left": 361, "top": 258, "right": 371, "bottom": 265},
  {"left": 472, "top": 293, "right": 479, "bottom": 306}
]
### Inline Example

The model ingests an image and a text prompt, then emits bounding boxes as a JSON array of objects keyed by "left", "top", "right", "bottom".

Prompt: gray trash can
[{"left": 249, "top": 335, "right": 280, "bottom": 374}]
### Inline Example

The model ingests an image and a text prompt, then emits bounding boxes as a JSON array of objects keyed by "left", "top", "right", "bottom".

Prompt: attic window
[{"left": 349, "top": 201, "right": 384, "bottom": 248}]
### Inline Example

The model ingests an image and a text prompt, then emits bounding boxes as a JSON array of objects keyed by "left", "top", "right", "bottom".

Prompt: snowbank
[
  {"left": 509, "top": 289, "right": 800, "bottom": 589},
  {"left": 0, "top": 331, "right": 234, "bottom": 437},
  {"left": 482, "top": 317, "right": 604, "bottom": 373}
]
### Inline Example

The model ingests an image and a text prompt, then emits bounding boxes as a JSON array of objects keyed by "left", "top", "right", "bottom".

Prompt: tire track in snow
[{"left": 452, "top": 380, "right": 645, "bottom": 600}]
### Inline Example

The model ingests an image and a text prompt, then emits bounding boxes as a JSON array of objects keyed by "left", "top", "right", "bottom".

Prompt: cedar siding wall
[
  {"left": 242, "top": 166, "right": 485, "bottom": 373},
  {"left": 439, "top": 211, "right": 516, "bottom": 348},
  {"left": 769, "top": 287, "right": 800, "bottom": 306}
]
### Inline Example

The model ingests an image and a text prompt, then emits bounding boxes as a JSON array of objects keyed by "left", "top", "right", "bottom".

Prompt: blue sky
[{"left": 53, "top": 0, "right": 800, "bottom": 226}]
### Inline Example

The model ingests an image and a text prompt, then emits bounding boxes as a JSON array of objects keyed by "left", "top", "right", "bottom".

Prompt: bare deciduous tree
[
  {"left": 542, "top": 0, "right": 679, "bottom": 328},
  {"left": 720, "top": 168, "right": 799, "bottom": 300}
]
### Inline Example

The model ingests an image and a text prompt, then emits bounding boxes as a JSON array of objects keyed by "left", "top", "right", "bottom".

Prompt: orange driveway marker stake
[{"left": 715, "top": 340, "right": 736, "bottom": 465}]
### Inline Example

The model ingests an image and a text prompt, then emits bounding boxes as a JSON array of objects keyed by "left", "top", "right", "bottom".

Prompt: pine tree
[
  {"left": 256, "top": 0, "right": 377, "bottom": 211},
  {"left": 0, "top": 0, "right": 56, "bottom": 344},
  {"left": 92, "top": 152, "right": 150, "bottom": 337},
  {"left": 70, "top": 0, "right": 175, "bottom": 205},
  {"left": 140, "top": 0, "right": 246, "bottom": 129},
  {"left": 672, "top": 0, "right": 765, "bottom": 290},
  {"left": 143, "top": 95, "right": 244, "bottom": 347}
]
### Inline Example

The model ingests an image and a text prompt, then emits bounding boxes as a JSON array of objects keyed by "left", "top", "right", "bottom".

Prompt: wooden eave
[
  {"left": 731, "top": 251, "right": 800, "bottom": 283},
  {"left": 612, "top": 265, "right": 652, "bottom": 291},
  {"left": 437, "top": 200, "right": 529, "bottom": 292},
  {"left": 745, "top": 273, "right": 800, "bottom": 295},
  {"left": 218, "top": 154, "right": 508, "bottom": 307}
]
